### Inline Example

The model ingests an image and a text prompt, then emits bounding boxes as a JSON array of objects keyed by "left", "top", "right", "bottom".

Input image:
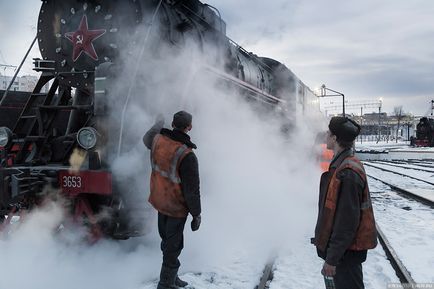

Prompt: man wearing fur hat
[
  {"left": 143, "top": 111, "right": 201, "bottom": 289},
  {"left": 312, "top": 116, "right": 377, "bottom": 289}
]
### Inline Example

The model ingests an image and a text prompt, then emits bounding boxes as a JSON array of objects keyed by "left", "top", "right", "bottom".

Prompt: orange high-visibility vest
[
  {"left": 314, "top": 156, "right": 378, "bottom": 252},
  {"left": 149, "top": 134, "right": 192, "bottom": 217},
  {"left": 320, "top": 144, "right": 333, "bottom": 172}
]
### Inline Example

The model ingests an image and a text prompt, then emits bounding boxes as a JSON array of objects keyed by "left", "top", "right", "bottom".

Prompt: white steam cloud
[{"left": 1, "top": 4, "right": 325, "bottom": 289}]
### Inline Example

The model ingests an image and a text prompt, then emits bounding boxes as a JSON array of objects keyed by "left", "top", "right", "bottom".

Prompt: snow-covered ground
[
  {"left": 368, "top": 178, "right": 434, "bottom": 283},
  {"left": 268, "top": 236, "right": 398, "bottom": 289},
  {"left": 5, "top": 162, "right": 431, "bottom": 289},
  {"left": 3, "top": 155, "right": 432, "bottom": 289}
]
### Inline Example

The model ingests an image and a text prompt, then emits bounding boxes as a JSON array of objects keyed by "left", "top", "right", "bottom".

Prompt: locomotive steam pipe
[{"left": 117, "top": 0, "right": 164, "bottom": 156}]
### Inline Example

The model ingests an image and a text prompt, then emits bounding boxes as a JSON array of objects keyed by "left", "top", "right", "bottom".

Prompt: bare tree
[{"left": 393, "top": 106, "right": 404, "bottom": 143}]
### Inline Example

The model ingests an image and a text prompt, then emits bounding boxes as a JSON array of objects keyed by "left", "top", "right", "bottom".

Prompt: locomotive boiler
[{"left": 0, "top": 0, "right": 318, "bottom": 238}]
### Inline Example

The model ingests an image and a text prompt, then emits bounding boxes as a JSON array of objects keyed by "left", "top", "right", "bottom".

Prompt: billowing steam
[{"left": 0, "top": 4, "right": 325, "bottom": 289}]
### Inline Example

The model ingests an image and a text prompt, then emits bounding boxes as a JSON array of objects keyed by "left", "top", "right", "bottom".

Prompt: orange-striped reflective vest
[
  {"left": 149, "top": 134, "right": 192, "bottom": 217},
  {"left": 320, "top": 144, "right": 333, "bottom": 172},
  {"left": 315, "top": 156, "right": 378, "bottom": 252}
]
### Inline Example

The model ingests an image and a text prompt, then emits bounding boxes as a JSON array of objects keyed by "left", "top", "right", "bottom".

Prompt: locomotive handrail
[
  {"left": 204, "top": 65, "right": 286, "bottom": 104},
  {"left": 226, "top": 38, "right": 274, "bottom": 72}
]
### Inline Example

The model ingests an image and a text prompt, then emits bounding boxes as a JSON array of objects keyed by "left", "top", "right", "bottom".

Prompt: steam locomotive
[
  {"left": 0, "top": 0, "right": 318, "bottom": 238},
  {"left": 411, "top": 117, "right": 434, "bottom": 147}
]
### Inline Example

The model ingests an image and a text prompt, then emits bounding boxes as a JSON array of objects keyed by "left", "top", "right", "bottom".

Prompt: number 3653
[{"left": 62, "top": 176, "right": 82, "bottom": 188}]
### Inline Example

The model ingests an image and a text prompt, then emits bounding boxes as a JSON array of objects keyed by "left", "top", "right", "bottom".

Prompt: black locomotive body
[
  {"left": 412, "top": 117, "right": 434, "bottom": 147},
  {"left": 0, "top": 0, "right": 317, "bottom": 238}
]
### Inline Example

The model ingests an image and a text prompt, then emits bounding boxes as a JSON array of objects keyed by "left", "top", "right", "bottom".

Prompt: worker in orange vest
[
  {"left": 314, "top": 132, "right": 334, "bottom": 172},
  {"left": 143, "top": 111, "right": 201, "bottom": 289},
  {"left": 312, "top": 116, "right": 377, "bottom": 289},
  {"left": 320, "top": 144, "right": 334, "bottom": 172}
]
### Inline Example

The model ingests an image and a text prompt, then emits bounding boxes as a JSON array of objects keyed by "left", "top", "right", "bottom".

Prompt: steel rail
[
  {"left": 255, "top": 262, "right": 274, "bottom": 289},
  {"left": 364, "top": 162, "right": 434, "bottom": 186},
  {"left": 367, "top": 174, "right": 434, "bottom": 207},
  {"left": 404, "top": 160, "right": 434, "bottom": 170},
  {"left": 376, "top": 225, "right": 416, "bottom": 286},
  {"left": 370, "top": 160, "right": 434, "bottom": 173}
]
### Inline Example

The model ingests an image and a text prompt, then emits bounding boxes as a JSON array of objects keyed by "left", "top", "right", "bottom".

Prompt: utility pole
[
  {"left": 0, "top": 64, "right": 17, "bottom": 90},
  {"left": 377, "top": 99, "right": 382, "bottom": 143},
  {"left": 431, "top": 99, "right": 434, "bottom": 116},
  {"left": 360, "top": 106, "right": 363, "bottom": 144},
  {"left": 320, "top": 84, "right": 345, "bottom": 116}
]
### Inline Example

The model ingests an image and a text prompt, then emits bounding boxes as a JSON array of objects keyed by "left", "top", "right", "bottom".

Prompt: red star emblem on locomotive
[{"left": 65, "top": 15, "right": 106, "bottom": 62}]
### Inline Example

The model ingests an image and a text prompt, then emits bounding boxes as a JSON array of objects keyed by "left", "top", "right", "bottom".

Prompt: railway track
[
  {"left": 367, "top": 173, "right": 434, "bottom": 207},
  {"left": 363, "top": 162, "right": 434, "bottom": 187},
  {"left": 376, "top": 225, "right": 416, "bottom": 286},
  {"left": 404, "top": 160, "right": 434, "bottom": 170},
  {"left": 370, "top": 160, "right": 434, "bottom": 173},
  {"left": 255, "top": 261, "right": 274, "bottom": 289}
]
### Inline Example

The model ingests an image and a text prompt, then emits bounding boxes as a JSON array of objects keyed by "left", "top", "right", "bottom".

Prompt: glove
[{"left": 191, "top": 215, "right": 201, "bottom": 231}]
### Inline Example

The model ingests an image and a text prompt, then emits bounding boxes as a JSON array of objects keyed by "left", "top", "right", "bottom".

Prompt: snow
[
  {"left": 140, "top": 257, "right": 264, "bottom": 289},
  {"left": 368, "top": 178, "right": 434, "bottom": 282},
  {"left": 268, "top": 236, "right": 398, "bottom": 289},
  {"left": 2, "top": 154, "right": 432, "bottom": 289}
]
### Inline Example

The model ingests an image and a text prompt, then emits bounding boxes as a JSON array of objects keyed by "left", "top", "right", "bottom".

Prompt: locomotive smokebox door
[{"left": 37, "top": 0, "right": 143, "bottom": 88}]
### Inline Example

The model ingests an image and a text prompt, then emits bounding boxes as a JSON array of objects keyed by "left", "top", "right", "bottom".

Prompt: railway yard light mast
[
  {"left": 320, "top": 84, "right": 346, "bottom": 117},
  {"left": 377, "top": 98, "right": 383, "bottom": 143},
  {"left": 431, "top": 99, "right": 434, "bottom": 116}
]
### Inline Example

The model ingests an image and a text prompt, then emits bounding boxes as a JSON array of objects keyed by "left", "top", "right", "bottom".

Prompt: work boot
[
  {"left": 157, "top": 266, "right": 179, "bottom": 289},
  {"left": 175, "top": 276, "right": 188, "bottom": 287}
]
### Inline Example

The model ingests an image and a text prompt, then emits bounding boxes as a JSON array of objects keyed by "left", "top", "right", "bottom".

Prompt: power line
[{"left": 322, "top": 100, "right": 382, "bottom": 114}]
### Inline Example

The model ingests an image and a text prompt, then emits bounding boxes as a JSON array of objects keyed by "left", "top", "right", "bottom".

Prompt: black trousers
[
  {"left": 334, "top": 262, "right": 364, "bottom": 289},
  {"left": 158, "top": 212, "right": 187, "bottom": 269}
]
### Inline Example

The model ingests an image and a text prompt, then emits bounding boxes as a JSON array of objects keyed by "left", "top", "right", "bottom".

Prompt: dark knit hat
[
  {"left": 328, "top": 116, "right": 361, "bottom": 142},
  {"left": 173, "top": 110, "right": 192, "bottom": 129}
]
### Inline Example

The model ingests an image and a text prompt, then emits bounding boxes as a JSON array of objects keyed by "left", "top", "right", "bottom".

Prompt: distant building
[
  {"left": 0, "top": 73, "right": 48, "bottom": 93},
  {"left": 351, "top": 112, "right": 420, "bottom": 142}
]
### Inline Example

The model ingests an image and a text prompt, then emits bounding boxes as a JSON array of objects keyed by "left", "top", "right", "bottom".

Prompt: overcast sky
[{"left": 1, "top": 0, "right": 434, "bottom": 115}]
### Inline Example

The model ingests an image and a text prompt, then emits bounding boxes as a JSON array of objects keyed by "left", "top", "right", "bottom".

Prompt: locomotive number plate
[
  {"left": 58, "top": 170, "right": 112, "bottom": 196},
  {"left": 62, "top": 175, "right": 82, "bottom": 188}
]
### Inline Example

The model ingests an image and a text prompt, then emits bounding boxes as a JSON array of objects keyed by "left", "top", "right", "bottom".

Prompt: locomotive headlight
[
  {"left": 77, "top": 127, "right": 98, "bottom": 150},
  {"left": 0, "top": 127, "right": 12, "bottom": 148}
]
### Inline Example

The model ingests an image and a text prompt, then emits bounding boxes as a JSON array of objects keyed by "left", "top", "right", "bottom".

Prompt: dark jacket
[
  {"left": 143, "top": 122, "right": 201, "bottom": 217},
  {"left": 315, "top": 148, "right": 367, "bottom": 266}
]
